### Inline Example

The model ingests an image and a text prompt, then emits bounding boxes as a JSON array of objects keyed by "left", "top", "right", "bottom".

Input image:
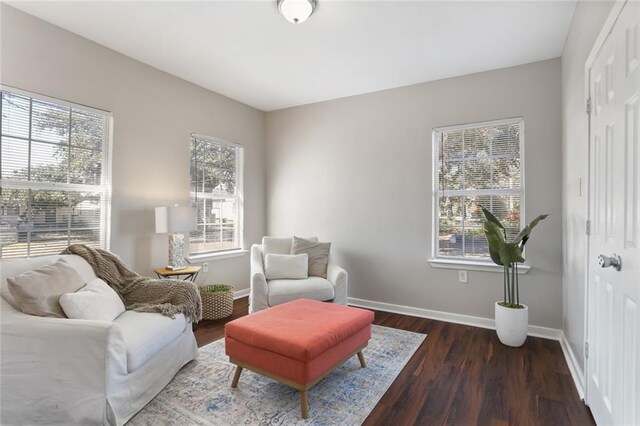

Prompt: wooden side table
[{"left": 154, "top": 266, "right": 201, "bottom": 282}]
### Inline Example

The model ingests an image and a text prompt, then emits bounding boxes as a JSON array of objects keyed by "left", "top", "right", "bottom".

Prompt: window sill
[
  {"left": 187, "top": 249, "right": 248, "bottom": 263},
  {"left": 427, "top": 258, "right": 531, "bottom": 274}
]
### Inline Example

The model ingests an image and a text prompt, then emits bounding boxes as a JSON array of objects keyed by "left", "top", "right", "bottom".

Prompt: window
[
  {"left": 189, "top": 134, "right": 243, "bottom": 256},
  {"left": 432, "top": 117, "right": 524, "bottom": 261},
  {"left": 0, "top": 88, "right": 112, "bottom": 259}
]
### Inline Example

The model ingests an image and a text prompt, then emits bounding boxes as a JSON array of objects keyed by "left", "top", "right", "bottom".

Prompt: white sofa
[
  {"left": 0, "top": 254, "right": 198, "bottom": 425},
  {"left": 249, "top": 237, "right": 348, "bottom": 314}
]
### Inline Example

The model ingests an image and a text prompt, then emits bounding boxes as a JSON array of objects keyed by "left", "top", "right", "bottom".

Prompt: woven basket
[{"left": 200, "top": 284, "right": 235, "bottom": 320}]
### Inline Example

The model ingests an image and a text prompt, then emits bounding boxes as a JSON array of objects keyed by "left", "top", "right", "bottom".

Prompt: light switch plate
[{"left": 459, "top": 270, "right": 468, "bottom": 283}]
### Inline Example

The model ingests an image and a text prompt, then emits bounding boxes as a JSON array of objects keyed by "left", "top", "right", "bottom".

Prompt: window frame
[
  {"left": 188, "top": 133, "right": 244, "bottom": 259},
  {"left": 0, "top": 85, "right": 113, "bottom": 259},
  {"left": 430, "top": 116, "right": 526, "bottom": 268}
]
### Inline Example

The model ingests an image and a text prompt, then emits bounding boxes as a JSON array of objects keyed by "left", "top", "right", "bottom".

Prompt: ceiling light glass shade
[{"left": 277, "top": 0, "right": 317, "bottom": 24}]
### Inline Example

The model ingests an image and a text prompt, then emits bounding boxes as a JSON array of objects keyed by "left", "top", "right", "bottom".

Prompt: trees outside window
[
  {"left": 0, "top": 90, "right": 112, "bottom": 259},
  {"left": 433, "top": 118, "right": 524, "bottom": 261},
  {"left": 189, "top": 135, "right": 243, "bottom": 256}
]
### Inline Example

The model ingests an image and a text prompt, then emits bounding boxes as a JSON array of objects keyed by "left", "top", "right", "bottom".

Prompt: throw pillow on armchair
[{"left": 291, "top": 236, "right": 331, "bottom": 278}]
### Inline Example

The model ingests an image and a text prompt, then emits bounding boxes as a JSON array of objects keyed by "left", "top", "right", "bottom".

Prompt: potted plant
[{"left": 480, "top": 206, "right": 548, "bottom": 347}]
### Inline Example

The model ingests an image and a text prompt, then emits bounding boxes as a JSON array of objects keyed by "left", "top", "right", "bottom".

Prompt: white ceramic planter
[{"left": 494, "top": 302, "right": 529, "bottom": 347}]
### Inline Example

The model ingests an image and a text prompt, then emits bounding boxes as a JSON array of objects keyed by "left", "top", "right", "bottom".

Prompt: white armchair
[{"left": 249, "top": 237, "right": 348, "bottom": 314}]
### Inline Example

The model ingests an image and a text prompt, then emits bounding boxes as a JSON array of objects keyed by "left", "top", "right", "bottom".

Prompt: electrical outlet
[
  {"left": 203, "top": 262, "right": 209, "bottom": 273},
  {"left": 458, "top": 270, "right": 468, "bottom": 283}
]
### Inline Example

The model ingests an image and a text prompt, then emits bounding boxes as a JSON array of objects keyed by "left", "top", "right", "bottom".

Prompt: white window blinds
[
  {"left": 433, "top": 118, "right": 524, "bottom": 260},
  {"left": 0, "top": 88, "right": 112, "bottom": 259},
  {"left": 189, "top": 134, "right": 243, "bottom": 256}
]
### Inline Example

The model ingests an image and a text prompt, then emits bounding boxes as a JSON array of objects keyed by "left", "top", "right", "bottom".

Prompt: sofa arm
[
  {"left": 327, "top": 258, "right": 348, "bottom": 305},
  {"left": 1, "top": 303, "right": 127, "bottom": 425},
  {"left": 249, "top": 244, "right": 269, "bottom": 314}
]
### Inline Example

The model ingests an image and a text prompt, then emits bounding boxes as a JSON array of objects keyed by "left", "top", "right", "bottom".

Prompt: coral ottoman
[{"left": 225, "top": 298, "right": 374, "bottom": 419}]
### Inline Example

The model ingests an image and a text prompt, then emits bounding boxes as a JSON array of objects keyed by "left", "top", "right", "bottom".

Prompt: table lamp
[{"left": 155, "top": 205, "right": 197, "bottom": 270}]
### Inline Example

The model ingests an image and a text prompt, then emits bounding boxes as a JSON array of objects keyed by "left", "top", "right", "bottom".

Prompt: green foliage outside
[
  {"left": 1, "top": 93, "right": 107, "bottom": 254},
  {"left": 190, "top": 138, "right": 239, "bottom": 253},
  {"left": 439, "top": 125, "right": 521, "bottom": 192},
  {"left": 1, "top": 93, "right": 105, "bottom": 212},
  {"left": 437, "top": 124, "right": 522, "bottom": 258},
  {"left": 190, "top": 139, "right": 236, "bottom": 196}
]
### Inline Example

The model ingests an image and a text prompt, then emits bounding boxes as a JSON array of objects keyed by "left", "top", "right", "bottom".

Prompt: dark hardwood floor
[{"left": 195, "top": 297, "right": 594, "bottom": 426}]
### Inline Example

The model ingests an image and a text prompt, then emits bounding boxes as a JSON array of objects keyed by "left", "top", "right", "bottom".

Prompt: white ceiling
[{"left": 8, "top": 1, "right": 577, "bottom": 112}]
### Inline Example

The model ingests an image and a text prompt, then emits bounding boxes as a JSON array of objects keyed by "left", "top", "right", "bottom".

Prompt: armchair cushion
[
  {"left": 291, "top": 236, "right": 331, "bottom": 278},
  {"left": 264, "top": 253, "right": 309, "bottom": 280},
  {"left": 60, "top": 278, "right": 125, "bottom": 322},
  {"left": 267, "top": 277, "right": 334, "bottom": 306},
  {"left": 7, "top": 259, "right": 86, "bottom": 318}
]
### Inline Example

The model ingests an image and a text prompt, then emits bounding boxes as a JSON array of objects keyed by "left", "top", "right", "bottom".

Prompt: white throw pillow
[
  {"left": 60, "top": 278, "right": 125, "bottom": 322},
  {"left": 264, "top": 253, "right": 309, "bottom": 280}
]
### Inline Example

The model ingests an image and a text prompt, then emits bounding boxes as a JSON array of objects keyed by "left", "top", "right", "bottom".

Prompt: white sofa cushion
[
  {"left": 264, "top": 253, "right": 309, "bottom": 280},
  {"left": 60, "top": 278, "right": 125, "bottom": 322},
  {"left": 114, "top": 310, "right": 187, "bottom": 372},
  {"left": 267, "top": 276, "right": 335, "bottom": 306}
]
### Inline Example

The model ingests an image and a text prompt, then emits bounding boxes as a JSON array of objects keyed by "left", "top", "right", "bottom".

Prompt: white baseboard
[
  {"left": 559, "top": 331, "right": 586, "bottom": 400},
  {"left": 234, "top": 288, "right": 250, "bottom": 300},
  {"left": 347, "top": 297, "right": 562, "bottom": 340}
]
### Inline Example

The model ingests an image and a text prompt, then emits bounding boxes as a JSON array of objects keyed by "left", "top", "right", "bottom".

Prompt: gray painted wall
[
  {"left": 0, "top": 5, "right": 266, "bottom": 290},
  {"left": 265, "top": 59, "right": 563, "bottom": 328},
  {"left": 561, "top": 0, "right": 614, "bottom": 371}
]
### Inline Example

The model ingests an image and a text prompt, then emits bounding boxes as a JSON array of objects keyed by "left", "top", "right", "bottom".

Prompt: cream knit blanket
[{"left": 62, "top": 244, "right": 202, "bottom": 323}]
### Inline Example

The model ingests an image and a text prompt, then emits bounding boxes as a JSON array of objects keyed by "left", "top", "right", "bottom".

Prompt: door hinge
[
  {"left": 585, "top": 341, "right": 589, "bottom": 359},
  {"left": 586, "top": 97, "right": 592, "bottom": 115},
  {"left": 586, "top": 220, "right": 591, "bottom": 236}
]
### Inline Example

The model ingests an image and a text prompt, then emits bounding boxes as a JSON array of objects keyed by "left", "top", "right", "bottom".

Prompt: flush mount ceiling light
[{"left": 277, "top": 0, "right": 317, "bottom": 24}]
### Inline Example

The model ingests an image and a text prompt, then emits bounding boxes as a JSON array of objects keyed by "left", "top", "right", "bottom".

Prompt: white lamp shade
[
  {"left": 278, "top": 0, "right": 316, "bottom": 24},
  {"left": 155, "top": 206, "right": 197, "bottom": 233}
]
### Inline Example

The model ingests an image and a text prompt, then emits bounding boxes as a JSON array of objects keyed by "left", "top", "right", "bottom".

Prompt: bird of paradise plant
[{"left": 480, "top": 206, "right": 549, "bottom": 309}]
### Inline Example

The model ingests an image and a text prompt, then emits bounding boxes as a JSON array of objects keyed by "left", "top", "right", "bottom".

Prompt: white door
[{"left": 587, "top": 1, "right": 640, "bottom": 425}]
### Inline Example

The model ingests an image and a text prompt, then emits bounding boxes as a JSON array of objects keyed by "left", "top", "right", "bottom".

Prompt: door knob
[{"left": 598, "top": 254, "right": 622, "bottom": 271}]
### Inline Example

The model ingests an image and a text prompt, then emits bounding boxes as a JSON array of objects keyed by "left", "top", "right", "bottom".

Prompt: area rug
[{"left": 128, "top": 325, "right": 426, "bottom": 425}]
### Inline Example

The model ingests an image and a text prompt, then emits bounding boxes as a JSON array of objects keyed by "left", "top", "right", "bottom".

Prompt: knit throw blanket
[{"left": 61, "top": 244, "right": 202, "bottom": 323}]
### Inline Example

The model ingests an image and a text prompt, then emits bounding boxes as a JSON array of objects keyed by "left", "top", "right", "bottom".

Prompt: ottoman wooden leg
[
  {"left": 300, "top": 390, "right": 309, "bottom": 419},
  {"left": 357, "top": 351, "right": 366, "bottom": 368},
  {"left": 231, "top": 366, "right": 243, "bottom": 388}
]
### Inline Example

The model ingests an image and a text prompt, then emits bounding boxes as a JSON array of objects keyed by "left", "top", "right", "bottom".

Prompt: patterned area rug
[{"left": 128, "top": 325, "right": 426, "bottom": 425}]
